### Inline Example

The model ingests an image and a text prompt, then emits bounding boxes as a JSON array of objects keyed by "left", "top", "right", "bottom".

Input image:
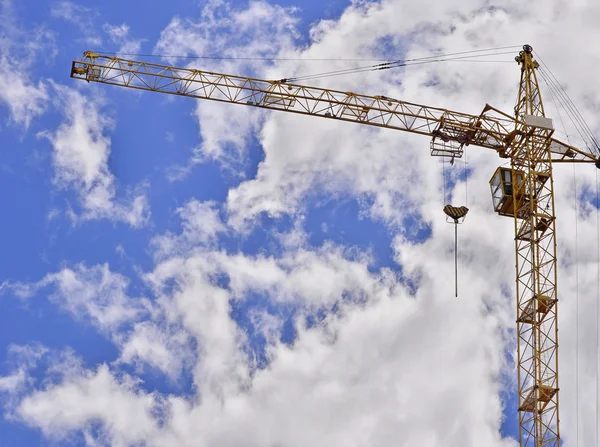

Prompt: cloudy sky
[{"left": 1, "top": 0, "right": 600, "bottom": 446}]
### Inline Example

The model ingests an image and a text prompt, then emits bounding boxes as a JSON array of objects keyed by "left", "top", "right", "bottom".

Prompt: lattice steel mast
[
  {"left": 71, "top": 45, "right": 599, "bottom": 447},
  {"left": 510, "top": 44, "right": 559, "bottom": 447}
]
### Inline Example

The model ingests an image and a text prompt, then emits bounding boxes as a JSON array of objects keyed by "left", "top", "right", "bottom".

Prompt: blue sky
[{"left": 1, "top": 0, "right": 600, "bottom": 446}]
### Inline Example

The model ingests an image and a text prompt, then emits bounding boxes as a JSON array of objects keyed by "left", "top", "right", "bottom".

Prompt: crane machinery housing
[{"left": 71, "top": 44, "right": 600, "bottom": 447}]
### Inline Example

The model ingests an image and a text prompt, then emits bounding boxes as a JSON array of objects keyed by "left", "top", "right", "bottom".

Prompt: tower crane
[{"left": 71, "top": 44, "right": 600, "bottom": 447}]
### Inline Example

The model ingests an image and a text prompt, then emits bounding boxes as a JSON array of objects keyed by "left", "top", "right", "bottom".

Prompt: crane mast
[
  {"left": 511, "top": 45, "right": 559, "bottom": 446},
  {"left": 71, "top": 45, "right": 599, "bottom": 447}
]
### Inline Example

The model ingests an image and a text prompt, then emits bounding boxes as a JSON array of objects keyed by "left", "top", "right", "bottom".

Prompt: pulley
[{"left": 443, "top": 205, "right": 469, "bottom": 222}]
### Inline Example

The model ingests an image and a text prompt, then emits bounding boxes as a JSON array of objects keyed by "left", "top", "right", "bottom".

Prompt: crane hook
[{"left": 443, "top": 205, "right": 469, "bottom": 297}]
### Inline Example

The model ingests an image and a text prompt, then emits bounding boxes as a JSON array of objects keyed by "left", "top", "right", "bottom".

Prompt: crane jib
[{"left": 70, "top": 56, "right": 597, "bottom": 166}]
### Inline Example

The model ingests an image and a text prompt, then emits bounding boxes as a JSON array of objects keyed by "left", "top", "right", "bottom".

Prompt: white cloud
[
  {"left": 118, "top": 321, "right": 192, "bottom": 379},
  {"left": 18, "top": 364, "right": 159, "bottom": 447},
  {"left": 46, "top": 208, "right": 61, "bottom": 221},
  {"left": 102, "top": 22, "right": 144, "bottom": 54},
  {"left": 0, "top": 344, "right": 49, "bottom": 413},
  {"left": 3, "top": 264, "right": 191, "bottom": 381},
  {"left": 190, "top": 1, "right": 598, "bottom": 233},
  {"left": 248, "top": 309, "right": 283, "bottom": 345},
  {"left": 0, "top": 60, "right": 48, "bottom": 128},
  {"left": 154, "top": 0, "right": 300, "bottom": 168},
  {"left": 41, "top": 264, "right": 147, "bottom": 334},
  {"left": 50, "top": 1, "right": 93, "bottom": 24},
  {"left": 102, "top": 23, "right": 129, "bottom": 41},
  {"left": 218, "top": 246, "right": 380, "bottom": 306},
  {"left": 39, "top": 84, "right": 150, "bottom": 227},
  {"left": 7, "top": 264, "right": 148, "bottom": 337},
  {"left": 151, "top": 200, "right": 225, "bottom": 259},
  {"left": 51, "top": 1, "right": 101, "bottom": 46},
  {"left": 0, "top": 369, "right": 26, "bottom": 393},
  {"left": 223, "top": 6, "right": 524, "bottom": 229},
  {"left": 0, "top": 169, "right": 519, "bottom": 446},
  {"left": 0, "top": 0, "right": 51, "bottom": 128},
  {"left": 121, "top": 213, "right": 513, "bottom": 446},
  {"left": 13, "top": 234, "right": 517, "bottom": 446}
]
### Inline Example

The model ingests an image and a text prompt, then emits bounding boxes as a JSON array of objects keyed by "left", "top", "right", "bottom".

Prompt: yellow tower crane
[{"left": 71, "top": 44, "right": 600, "bottom": 447}]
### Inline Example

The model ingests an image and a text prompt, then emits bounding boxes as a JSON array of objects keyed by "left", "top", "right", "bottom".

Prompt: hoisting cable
[
  {"left": 464, "top": 148, "right": 469, "bottom": 209},
  {"left": 574, "top": 162, "right": 580, "bottom": 447},
  {"left": 535, "top": 66, "right": 588, "bottom": 139},
  {"left": 539, "top": 62, "right": 600, "bottom": 154},
  {"left": 596, "top": 168, "right": 600, "bottom": 447},
  {"left": 535, "top": 53, "right": 600, "bottom": 155},
  {"left": 454, "top": 218, "right": 458, "bottom": 298},
  {"left": 95, "top": 46, "right": 518, "bottom": 85},
  {"left": 545, "top": 64, "right": 584, "bottom": 444},
  {"left": 536, "top": 68, "right": 591, "bottom": 147},
  {"left": 282, "top": 56, "right": 515, "bottom": 83},
  {"left": 440, "top": 149, "right": 469, "bottom": 298},
  {"left": 538, "top": 68, "right": 599, "bottom": 156},
  {"left": 538, "top": 56, "right": 600, "bottom": 444},
  {"left": 97, "top": 44, "right": 522, "bottom": 63},
  {"left": 442, "top": 158, "right": 447, "bottom": 206},
  {"left": 96, "top": 53, "right": 400, "bottom": 62},
  {"left": 443, "top": 205, "right": 469, "bottom": 297},
  {"left": 281, "top": 50, "right": 516, "bottom": 83}
]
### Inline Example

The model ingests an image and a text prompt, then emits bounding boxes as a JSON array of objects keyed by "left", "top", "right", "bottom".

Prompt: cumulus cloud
[
  {"left": 42, "top": 265, "right": 147, "bottom": 334},
  {"left": 118, "top": 321, "right": 192, "bottom": 379},
  {"left": 102, "top": 23, "right": 144, "bottom": 54},
  {"left": 51, "top": 1, "right": 94, "bottom": 25},
  {"left": 18, "top": 364, "right": 159, "bottom": 446},
  {"left": 7, "top": 196, "right": 517, "bottom": 446},
  {"left": 3, "top": 263, "right": 191, "bottom": 380},
  {"left": 8, "top": 263, "right": 148, "bottom": 337},
  {"left": 51, "top": 1, "right": 102, "bottom": 46},
  {"left": 223, "top": 4, "right": 524, "bottom": 229},
  {"left": 0, "top": 344, "right": 48, "bottom": 394},
  {"left": 0, "top": 62, "right": 49, "bottom": 128},
  {"left": 0, "top": 344, "right": 50, "bottom": 415},
  {"left": 0, "top": 369, "right": 26, "bottom": 393},
  {"left": 11, "top": 235, "right": 517, "bottom": 446},
  {"left": 39, "top": 84, "right": 150, "bottom": 226},
  {"left": 151, "top": 200, "right": 225, "bottom": 259},
  {"left": 0, "top": 0, "right": 51, "bottom": 128},
  {"left": 170, "top": 1, "right": 598, "bottom": 235},
  {"left": 154, "top": 0, "right": 301, "bottom": 167},
  {"left": 3, "top": 184, "right": 516, "bottom": 446}
]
